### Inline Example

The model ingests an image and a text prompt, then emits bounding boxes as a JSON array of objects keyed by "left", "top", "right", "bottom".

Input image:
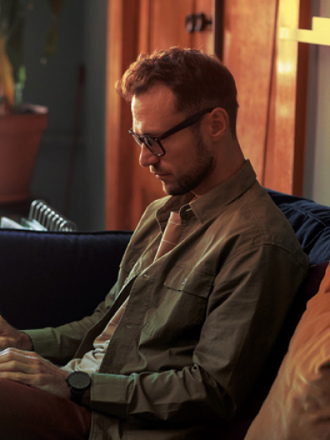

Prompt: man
[{"left": 0, "top": 48, "right": 308, "bottom": 439}]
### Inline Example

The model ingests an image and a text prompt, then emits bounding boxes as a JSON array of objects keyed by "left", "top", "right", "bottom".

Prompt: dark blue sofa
[{"left": 0, "top": 189, "right": 330, "bottom": 438}]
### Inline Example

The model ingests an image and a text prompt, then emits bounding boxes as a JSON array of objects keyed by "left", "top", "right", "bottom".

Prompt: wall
[
  {"left": 79, "top": 0, "right": 107, "bottom": 230},
  {"left": 25, "top": 0, "right": 107, "bottom": 230},
  {"left": 304, "top": 0, "right": 330, "bottom": 205}
]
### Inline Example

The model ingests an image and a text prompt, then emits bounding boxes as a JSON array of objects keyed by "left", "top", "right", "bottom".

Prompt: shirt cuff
[{"left": 90, "top": 372, "right": 131, "bottom": 419}]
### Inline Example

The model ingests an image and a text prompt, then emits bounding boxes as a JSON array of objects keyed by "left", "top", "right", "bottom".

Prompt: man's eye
[{"left": 145, "top": 137, "right": 155, "bottom": 148}]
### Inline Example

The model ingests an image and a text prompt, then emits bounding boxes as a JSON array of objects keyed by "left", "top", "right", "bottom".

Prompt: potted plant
[{"left": 0, "top": 0, "right": 65, "bottom": 204}]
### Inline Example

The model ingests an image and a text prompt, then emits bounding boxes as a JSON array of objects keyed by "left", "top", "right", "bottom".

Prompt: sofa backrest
[
  {"left": 268, "top": 189, "right": 330, "bottom": 264},
  {"left": 0, "top": 229, "right": 132, "bottom": 329}
]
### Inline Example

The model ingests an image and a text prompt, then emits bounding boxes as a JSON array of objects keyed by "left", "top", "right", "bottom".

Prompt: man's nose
[{"left": 139, "top": 143, "right": 160, "bottom": 167}]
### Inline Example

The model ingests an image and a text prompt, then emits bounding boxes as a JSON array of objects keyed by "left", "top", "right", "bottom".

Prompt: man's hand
[
  {"left": 0, "top": 315, "right": 33, "bottom": 351},
  {"left": 0, "top": 347, "right": 70, "bottom": 399}
]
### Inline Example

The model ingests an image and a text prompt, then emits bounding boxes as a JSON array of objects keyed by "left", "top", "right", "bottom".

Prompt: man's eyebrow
[
  {"left": 132, "top": 122, "right": 162, "bottom": 136},
  {"left": 143, "top": 131, "right": 159, "bottom": 137},
  {"left": 133, "top": 129, "right": 159, "bottom": 137}
]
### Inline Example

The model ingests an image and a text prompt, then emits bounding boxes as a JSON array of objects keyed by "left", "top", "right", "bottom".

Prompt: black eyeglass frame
[{"left": 128, "top": 107, "right": 215, "bottom": 157}]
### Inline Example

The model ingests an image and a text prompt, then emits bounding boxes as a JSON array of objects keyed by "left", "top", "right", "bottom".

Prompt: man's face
[{"left": 131, "top": 83, "right": 215, "bottom": 196}]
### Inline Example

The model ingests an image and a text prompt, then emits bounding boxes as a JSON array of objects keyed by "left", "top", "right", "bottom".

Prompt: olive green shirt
[{"left": 27, "top": 160, "right": 308, "bottom": 439}]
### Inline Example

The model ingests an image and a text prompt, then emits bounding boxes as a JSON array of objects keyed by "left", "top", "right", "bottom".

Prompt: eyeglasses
[{"left": 128, "top": 108, "right": 214, "bottom": 157}]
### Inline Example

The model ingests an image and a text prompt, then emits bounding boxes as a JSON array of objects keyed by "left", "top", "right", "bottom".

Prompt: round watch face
[{"left": 68, "top": 371, "right": 91, "bottom": 391}]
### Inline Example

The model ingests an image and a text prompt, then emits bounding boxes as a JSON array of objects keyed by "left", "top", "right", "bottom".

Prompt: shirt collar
[
  {"left": 156, "top": 160, "right": 257, "bottom": 226},
  {"left": 190, "top": 160, "right": 256, "bottom": 223}
]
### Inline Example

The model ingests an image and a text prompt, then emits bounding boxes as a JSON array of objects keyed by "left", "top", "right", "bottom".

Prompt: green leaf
[
  {"left": 0, "top": 0, "right": 24, "bottom": 83},
  {"left": 42, "top": 21, "right": 59, "bottom": 61}
]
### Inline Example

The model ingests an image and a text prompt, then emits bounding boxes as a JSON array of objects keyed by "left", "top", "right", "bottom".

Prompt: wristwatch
[{"left": 67, "top": 371, "right": 91, "bottom": 405}]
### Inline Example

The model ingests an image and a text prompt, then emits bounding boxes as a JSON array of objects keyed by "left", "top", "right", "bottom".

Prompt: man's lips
[
  {"left": 151, "top": 170, "right": 169, "bottom": 180},
  {"left": 155, "top": 172, "right": 166, "bottom": 177}
]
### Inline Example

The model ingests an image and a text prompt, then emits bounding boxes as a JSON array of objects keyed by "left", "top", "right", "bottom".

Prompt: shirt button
[{"left": 180, "top": 278, "right": 188, "bottom": 289}]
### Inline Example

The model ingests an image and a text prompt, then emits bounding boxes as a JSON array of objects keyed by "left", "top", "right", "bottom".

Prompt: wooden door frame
[
  {"left": 263, "top": 0, "right": 310, "bottom": 195},
  {"left": 105, "top": 0, "right": 140, "bottom": 230}
]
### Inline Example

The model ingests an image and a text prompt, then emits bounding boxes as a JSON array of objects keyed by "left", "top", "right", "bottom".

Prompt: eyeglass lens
[{"left": 130, "top": 133, "right": 164, "bottom": 156}]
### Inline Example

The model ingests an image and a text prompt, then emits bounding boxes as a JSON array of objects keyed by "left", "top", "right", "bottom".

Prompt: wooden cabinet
[{"left": 222, "top": 0, "right": 310, "bottom": 195}]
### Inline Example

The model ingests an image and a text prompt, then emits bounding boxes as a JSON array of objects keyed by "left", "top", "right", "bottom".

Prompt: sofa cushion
[
  {"left": 268, "top": 189, "right": 330, "bottom": 264},
  {"left": 245, "top": 261, "right": 330, "bottom": 440}
]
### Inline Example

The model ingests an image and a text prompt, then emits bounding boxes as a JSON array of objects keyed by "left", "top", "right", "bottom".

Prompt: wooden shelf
[{"left": 280, "top": 17, "right": 330, "bottom": 46}]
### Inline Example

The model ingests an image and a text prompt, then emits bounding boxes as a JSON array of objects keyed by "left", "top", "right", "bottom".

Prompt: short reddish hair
[{"left": 116, "top": 47, "right": 239, "bottom": 139}]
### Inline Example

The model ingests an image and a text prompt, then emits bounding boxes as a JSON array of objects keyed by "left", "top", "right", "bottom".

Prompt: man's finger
[{"left": 0, "top": 348, "right": 40, "bottom": 372}]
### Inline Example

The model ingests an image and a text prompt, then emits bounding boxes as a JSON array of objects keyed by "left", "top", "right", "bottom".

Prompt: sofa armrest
[{"left": 0, "top": 229, "right": 132, "bottom": 329}]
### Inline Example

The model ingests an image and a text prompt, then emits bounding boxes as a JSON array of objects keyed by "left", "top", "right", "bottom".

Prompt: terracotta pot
[{"left": 0, "top": 109, "right": 48, "bottom": 203}]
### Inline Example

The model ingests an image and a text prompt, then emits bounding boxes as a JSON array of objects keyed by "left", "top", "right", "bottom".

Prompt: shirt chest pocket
[
  {"left": 163, "top": 264, "right": 214, "bottom": 298},
  {"left": 141, "top": 265, "right": 215, "bottom": 340}
]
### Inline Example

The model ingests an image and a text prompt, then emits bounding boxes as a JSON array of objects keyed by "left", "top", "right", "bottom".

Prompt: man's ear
[{"left": 209, "top": 108, "right": 230, "bottom": 138}]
